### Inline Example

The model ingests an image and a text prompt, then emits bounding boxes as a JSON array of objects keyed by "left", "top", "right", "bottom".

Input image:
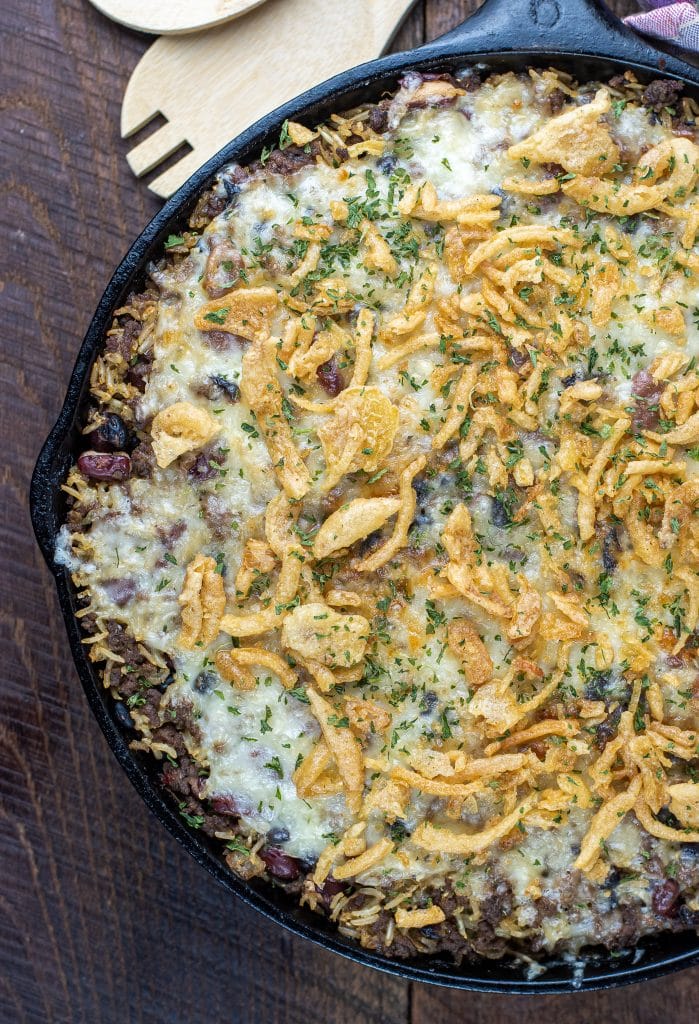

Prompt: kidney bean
[
  {"left": 652, "top": 879, "right": 680, "bottom": 918},
  {"left": 78, "top": 451, "right": 131, "bottom": 481},
  {"left": 632, "top": 402, "right": 660, "bottom": 432},
  {"left": 259, "top": 846, "right": 301, "bottom": 881},
  {"left": 202, "top": 329, "right": 239, "bottom": 352},
  {"left": 209, "top": 794, "right": 243, "bottom": 817},
  {"left": 316, "top": 357, "right": 344, "bottom": 397},
  {"left": 86, "top": 413, "right": 130, "bottom": 452},
  {"left": 631, "top": 370, "right": 661, "bottom": 399},
  {"left": 102, "top": 578, "right": 137, "bottom": 607},
  {"left": 508, "top": 347, "right": 530, "bottom": 372},
  {"left": 318, "top": 876, "right": 347, "bottom": 909}
]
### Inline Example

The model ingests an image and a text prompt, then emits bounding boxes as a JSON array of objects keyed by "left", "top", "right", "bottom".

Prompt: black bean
[
  {"left": 157, "top": 672, "right": 175, "bottom": 694},
  {"left": 357, "top": 530, "right": 383, "bottom": 557},
  {"left": 595, "top": 705, "right": 622, "bottom": 749},
  {"left": 389, "top": 820, "right": 411, "bottom": 843},
  {"left": 679, "top": 904, "right": 699, "bottom": 927},
  {"left": 657, "top": 806, "right": 682, "bottom": 830},
  {"left": 602, "top": 525, "right": 621, "bottom": 574},
  {"left": 508, "top": 347, "right": 530, "bottom": 371},
  {"left": 561, "top": 366, "right": 588, "bottom": 388},
  {"left": 419, "top": 690, "right": 438, "bottom": 716},
  {"left": 209, "top": 374, "right": 241, "bottom": 403},
  {"left": 87, "top": 413, "right": 130, "bottom": 452},
  {"left": 412, "top": 504, "right": 432, "bottom": 530},
  {"left": 490, "top": 496, "right": 510, "bottom": 528},
  {"left": 605, "top": 866, "right": 621, "bottom": 889},
  {"left": 223, "top": 179, "right": 241, "bottom": 201},
  {"left": 186, "top": 451, "right": 222, "bottom": 482},
  {"left": 78, "top": 451, "right": 131, "bottom": 481},
  {"left": 114, "top": 701, "right": 135, "bottom": 730},
  {"left": 618, "top": 214, "right": 641, "bottom": 235},
  {"left": 194, "top": 671, "right": 217, "bottom": 694},
  {"left": 413, "top": 478, "right": 430, "bottom": 503},
  {"left": 369, "top": 103, "right": 390, "bottom": 134},
  {"left": 377, "top": 154, "right": 397, "bottom": 175},
  {"left": 585, "top": 672, "right": 631, "bottom": 707},
  {"left": 267, "top": 826, "right": 291, "bottom": 844}
]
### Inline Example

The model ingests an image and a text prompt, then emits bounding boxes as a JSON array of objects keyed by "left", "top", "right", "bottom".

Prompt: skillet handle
[{"left": 427, "top": 0, "right": 699, "bottom": 81}]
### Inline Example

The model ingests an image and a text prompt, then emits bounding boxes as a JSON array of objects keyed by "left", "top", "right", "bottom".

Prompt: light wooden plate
[
  {"left": 87, "top": 0, "right": 267, "bottom": 36},
  {"left": 121, "top": 0, "right": 415, "bottom": 197}
]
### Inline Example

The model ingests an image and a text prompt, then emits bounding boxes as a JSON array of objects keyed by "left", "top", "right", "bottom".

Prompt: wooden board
[
  {"left": 87, "top": 0, "right": 268, "bottom": 36},
  {"left": 121, "top": 0, "right": 416, "bottom": 197},
  {"left": 2, "top": 0, "right": 698, "bottom": 1021}
]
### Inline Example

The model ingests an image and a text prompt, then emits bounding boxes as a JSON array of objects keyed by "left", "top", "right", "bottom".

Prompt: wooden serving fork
[{"left": 121, "top": 0, "right": 416, "bottom": 198}]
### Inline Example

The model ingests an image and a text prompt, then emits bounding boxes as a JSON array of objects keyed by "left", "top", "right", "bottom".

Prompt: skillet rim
[{"left": 30, "top": 0, "right": 699, "bottom": 992}]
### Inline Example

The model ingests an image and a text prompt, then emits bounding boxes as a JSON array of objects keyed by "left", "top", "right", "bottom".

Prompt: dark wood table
[{"left": 3, "top": 1, "right": 698, "bottom": 1020}]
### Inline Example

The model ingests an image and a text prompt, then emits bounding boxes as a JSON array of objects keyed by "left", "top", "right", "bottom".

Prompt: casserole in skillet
[{"left": 32, "top": 0, "right": 699, "bottom": 991}]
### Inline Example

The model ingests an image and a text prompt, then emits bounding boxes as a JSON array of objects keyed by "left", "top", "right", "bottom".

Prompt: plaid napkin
[{"left": 625, "top": 1, "right": 699, "bottom": 52}]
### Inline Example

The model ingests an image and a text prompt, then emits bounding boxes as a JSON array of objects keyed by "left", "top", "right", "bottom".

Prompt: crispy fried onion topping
[
  {"left": 234, "top": 539, "right": 276, "bottom": 598},
  {"left": 354, "top": 456, "right": 427, "bottom": 572},
  {"left": 313, "top": 496, "right": 402, "bottom": 560},
  {"left": 468, "top": 646, "right": 573, "bottom": 735},
  {"left": 178, "top": 553, "right": 225, "bottom": 649},
  {"left": 412, "top": 794, "right": 539, "bottom": 855},
  {"left": 507, "top": 89, "right": 620, "bottom": 176},
  {"left": 215, "top": 646, "right": 298, "bottom": 690},
  {"left": 240, "top": 338, "right": 311, "bottom": 498},
  {"left": 394, "top": 905, "right": 446, "bottom": 929},
  {"left": 306, "top": 688, "right": 365, "bottom": 814},
  {"left": 446, "top": 619, "right": 493, "bottom": 687},
  {"left": 317, "top": 385, "right": 399, "bottom": 491},
  {"left": 151, "top": 401, "right": 220, "bottom": 468},
  {"left": 281, "top": 602, "right": 369, "bottom": 669},
  {"left": 195, "top": 286, "right": 278, "bottom": 342},
  {"left": 220, "top": 546, "right": 305, "bottom": 637}
]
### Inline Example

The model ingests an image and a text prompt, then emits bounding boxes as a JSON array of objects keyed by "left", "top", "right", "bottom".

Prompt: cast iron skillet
[{"left": 31, "top": 0, "right": 699, "bottom": 993}]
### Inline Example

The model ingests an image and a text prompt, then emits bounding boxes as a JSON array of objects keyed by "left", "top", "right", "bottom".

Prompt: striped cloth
[{"left": 625, "top": 1, "right": 699, "bottom": 52}]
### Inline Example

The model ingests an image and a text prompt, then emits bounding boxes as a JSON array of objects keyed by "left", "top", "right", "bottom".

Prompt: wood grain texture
[
  {"left": 121, "top": 0, "right": 417, "bottom": 196},
  {"left": 0, "top": 1, "right": 696, "bottom": 1022}
]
